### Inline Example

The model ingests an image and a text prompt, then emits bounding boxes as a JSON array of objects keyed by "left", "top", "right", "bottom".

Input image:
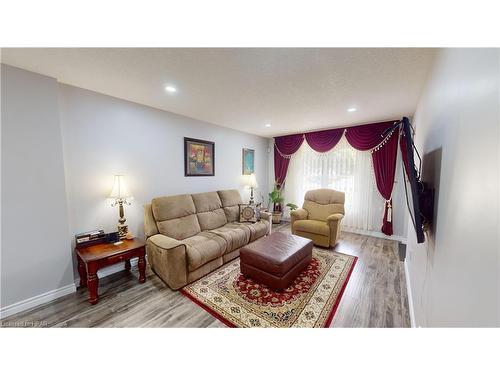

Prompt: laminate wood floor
[{"left": 1, "top": 223, "right": 410, "bottom": 328}]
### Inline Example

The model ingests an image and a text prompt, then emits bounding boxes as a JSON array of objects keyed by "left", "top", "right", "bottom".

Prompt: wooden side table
[{"left": 76, "top": 238, "right": 146, "bottom": 305}]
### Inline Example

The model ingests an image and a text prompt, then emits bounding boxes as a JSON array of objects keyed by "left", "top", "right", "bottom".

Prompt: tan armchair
[{"left": 291, "top": 189, "right": 345, "bottom": 247}]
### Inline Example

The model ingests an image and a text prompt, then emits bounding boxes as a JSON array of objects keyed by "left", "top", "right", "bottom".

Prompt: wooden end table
[{"left": 76, "top": 238, "right": 146, "bottom": 305}]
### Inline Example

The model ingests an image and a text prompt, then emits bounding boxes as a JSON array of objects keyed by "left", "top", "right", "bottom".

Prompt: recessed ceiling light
[
  {"left": 165, "top": 85, "right": 177, "bottom": 93},
  {"left": 347, "top": 107, "right": 357, "bottom": 112},
  {"left": 265, "top": 123, "right": 272, "bottom": 128}
]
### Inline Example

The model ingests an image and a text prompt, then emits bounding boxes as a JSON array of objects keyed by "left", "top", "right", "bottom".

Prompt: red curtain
[
  {"left": 273, "top": 120, "right": 399, "bottom": 236},
  {"left": 274, "top": 134, "right": 304, "bottom": 186},
  {"left": 372, "top": 129, "right": 399, "bottom": 235}
]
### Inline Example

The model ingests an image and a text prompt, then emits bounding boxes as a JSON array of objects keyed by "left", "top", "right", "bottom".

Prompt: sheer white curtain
[{"left": 284, "top": 137, "right": 385, "bottom": 232}]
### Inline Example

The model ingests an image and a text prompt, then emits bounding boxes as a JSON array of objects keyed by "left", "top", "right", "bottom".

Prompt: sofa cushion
[
  {"left": 156, "top": 214, "right": 201, "bottom": 240},
  {"left": 152, "top": 194, "right": 196, "bottom": 221},
  {"left": 192, "top": 191, "right": 223, "bottom": 212},
  {"left": 293, "top": 219, "right": 330, "bottom": 237},
  {"left": 208, "top": 223, "right": 251, "bottom": 253},
  {"left": 218, "top": 190, "right": 244, "bottom": 223},
  {"left": 197, "top": 208, "right": 227, "bottom": 230},
  {"left": 151, "top": 194, "right": 202, "bottom": 240},
  {"left": 192, "top": 191, "right": 227, "bottom": 230},
  {"left": 223, "top": 206, "right": 240, "bottom": 222},
  {"left": 236, "top": 220, "right": 269, "bottom": 241},
  {"left": 218, "top": 189, "right": 243, "bottom": 207},
  {"left": 183, "top": 232, "right": 227, "bottom": 271}
]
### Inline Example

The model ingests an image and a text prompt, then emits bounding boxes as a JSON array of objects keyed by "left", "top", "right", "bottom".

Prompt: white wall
[
  {"left": 405, "top": 49, "right": 499, "bottom": 327},
  {"left": 58, "top": 84, "right": 270, "bottom": 277},
  {"left": 1, "top": 66, "right": 270, "bottom": 312},
  {"left": 1, "top": 65, "right": 74, "bottom": 309}
]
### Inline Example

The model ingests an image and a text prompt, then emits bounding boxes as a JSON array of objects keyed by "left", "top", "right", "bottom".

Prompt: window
[{"left": 284, "top": 137, "right": 385, "bottom": 232}]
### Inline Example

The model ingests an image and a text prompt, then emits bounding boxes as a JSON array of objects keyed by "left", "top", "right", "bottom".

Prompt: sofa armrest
[
  {"left": 148, "top": 233, "right": 183, "bottom": 251},
  {"left": 326, "top": 213, "right": 344, "bottom": 222},
  {"left": 260, "top": 211, "right": 272, "bottom": 221},
  {"left": 260, "top": 211, "right": 272, "bottom": 235},
  {"left": 146, "top": 234, "right": 188, "bottom": 290},
  {"left": 291, "top": 208, "right": 308, "bottom": 220}
]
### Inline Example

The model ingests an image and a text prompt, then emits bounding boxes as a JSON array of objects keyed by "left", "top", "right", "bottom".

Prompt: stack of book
[{"left": 75, "top": 229, "right": 105, "bottom": 247}]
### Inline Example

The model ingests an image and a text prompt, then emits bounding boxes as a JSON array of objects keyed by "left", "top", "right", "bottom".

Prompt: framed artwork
[
  {"left": 184, "top": 137, "right": 215, "bottom": 176},
  {"left": 242, "top": 148, "right": 255, "bottom": 175}
]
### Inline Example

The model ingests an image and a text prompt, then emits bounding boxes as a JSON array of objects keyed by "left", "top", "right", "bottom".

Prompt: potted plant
[{"left": 268, "top": 182, "right": 285, "bottom": 224}]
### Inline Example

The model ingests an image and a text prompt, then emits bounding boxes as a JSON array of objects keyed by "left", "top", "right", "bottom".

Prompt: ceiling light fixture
[
  {"left": 347, "top": 107, "right": 357, "bottom": 112},
  {"left": 165, "top": 85, "right": 177, "bottom": 93},
  {"left": 265, "top": 123, "right": 272, "bottom": 128}
]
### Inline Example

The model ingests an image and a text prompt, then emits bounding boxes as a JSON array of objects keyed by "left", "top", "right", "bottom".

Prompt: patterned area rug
[{"left": 181, "top": 249, "right": 357, "bottom": 327}]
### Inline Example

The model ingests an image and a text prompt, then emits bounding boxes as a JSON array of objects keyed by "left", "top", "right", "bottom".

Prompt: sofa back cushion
[
  {"left": 192, "top": 192, "right": 227, "bottom": 230},
  {"left": 218, "top": 189, "right": 243, "bottom": 222},
  {"left": 303, "top": 189, "right": 345, "bottom": 222},
  {"left": 152, "top": 194, "right": 201, "bottom": 240}
]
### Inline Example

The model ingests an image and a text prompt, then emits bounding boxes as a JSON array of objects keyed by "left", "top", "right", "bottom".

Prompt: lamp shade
[
  {"left": 109, "top": 175, "right": 133, "bottom": 199},
  {"left": 248, "top": 173, "right": 258, "bottom": 188}
]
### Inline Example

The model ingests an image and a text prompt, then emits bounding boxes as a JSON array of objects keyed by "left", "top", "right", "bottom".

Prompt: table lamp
[
  {"left": 248, "top": 173, "right": 258, "bottom": 204},
  {"left": 109, "top": 175, "right": 133, "bottom": 239}
]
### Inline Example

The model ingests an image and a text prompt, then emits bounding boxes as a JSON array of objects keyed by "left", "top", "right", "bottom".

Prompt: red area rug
[{"left": 181, "top": 249, "right": 357, "bottom": 327}]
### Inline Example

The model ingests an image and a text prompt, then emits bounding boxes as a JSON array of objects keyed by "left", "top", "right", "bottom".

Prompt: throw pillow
[{"left": 238, "top": 203, "right": 261, "bottom": 223}]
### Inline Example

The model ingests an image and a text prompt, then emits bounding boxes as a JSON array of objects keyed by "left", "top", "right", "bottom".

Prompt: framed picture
[
  {"left": 242, "top": 148, "right": 255, "bottom": 175},
  {"left": 184, "top": 137, "right": 215, "bottom": 176}
]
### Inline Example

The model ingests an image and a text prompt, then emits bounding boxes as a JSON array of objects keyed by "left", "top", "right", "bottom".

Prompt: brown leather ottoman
[{"left": 240, "top": 232, "right": 313, "bottom": 290}]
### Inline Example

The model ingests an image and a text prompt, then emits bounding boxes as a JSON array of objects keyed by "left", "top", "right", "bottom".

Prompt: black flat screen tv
[
  {"left": 384, "top": 117, "right": 433, "bottom": 243},
  {"left": 399, "top": 117, "right": 425, "bottom": 243},
  {"left": 381, "top": 117, "right": 434, "bottom": 243}
]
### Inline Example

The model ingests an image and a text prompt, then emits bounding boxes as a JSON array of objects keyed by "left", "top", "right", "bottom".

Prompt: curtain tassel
[{"left": 381, "top": 199, "right": 393, "bottom": 236}]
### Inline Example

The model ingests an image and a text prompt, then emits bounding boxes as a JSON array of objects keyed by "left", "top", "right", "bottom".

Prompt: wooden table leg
[
  {"left": 87, "top": 264, "right": 99, "bottom": 304},
  {"left": 125, "top": 259, "right": 131, "bottom": 271},
  {"left": 77, "top": 256, "right": 87, "bottom": 288},
  {"left": 138, "top": 255, "right": 146, "bottom": 283}
]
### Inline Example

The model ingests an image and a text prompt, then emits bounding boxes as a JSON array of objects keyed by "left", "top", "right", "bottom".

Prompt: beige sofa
[
  {"left": 144, "top": 190, "right": 271, "bottom": 289},
  {"left": 291, "top": 188, "right": 345, "bottom": 248}
]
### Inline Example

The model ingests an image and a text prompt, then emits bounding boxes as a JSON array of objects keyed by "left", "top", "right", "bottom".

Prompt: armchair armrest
[
  {"left": 291, "top": 208, "right": 308, "bottom": 220},
  {"left": 146, "top": 234, "right": 187, "bottom": 289},
  {"left": 290, "top": 208, "right": 308, "bottom": 235},
  {"left": 326, "top": 213, "right": 344, "bottom": 222},
  {"left": 326, "top": 213, "right": 344, "bottom": 247}
]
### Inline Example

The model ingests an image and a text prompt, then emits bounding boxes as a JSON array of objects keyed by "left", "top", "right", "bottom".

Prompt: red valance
[
  {"left": 344, "top": 121, "right": 396, "bottom": 151},
  {"left": 274, "top": 120, "right": 399, "bottom": 236},
  {"left": 304, "top": 128, "right": 344, "bottom": 152}
]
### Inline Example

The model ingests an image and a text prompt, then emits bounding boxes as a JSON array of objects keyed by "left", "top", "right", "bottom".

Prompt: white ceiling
[{"left": 1, "top": 48, "right": 435, "bottom": 137}]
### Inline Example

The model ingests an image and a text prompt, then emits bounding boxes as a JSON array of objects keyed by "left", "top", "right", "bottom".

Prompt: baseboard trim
[
  {"left": 1, "top": 259, "right": 140, "bottom": 320},
  {"left": 404, "top": 259, "right": 417, "bottom": 328},
  {"left": 74, "top": 258, "right": 139, "bottom": 287},
  {"left": 0, "top": 283, "right": 76, "bottom": 319},
  {"left": 342, "top": 227, "right": 407, "bottom": 243}
]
